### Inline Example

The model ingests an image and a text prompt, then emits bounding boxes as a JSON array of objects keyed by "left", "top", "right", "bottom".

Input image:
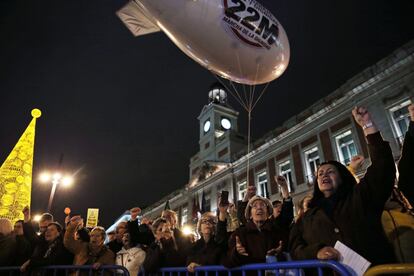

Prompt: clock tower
[{"left": 189, "top": 83, "right": 246, "bottom": 183}]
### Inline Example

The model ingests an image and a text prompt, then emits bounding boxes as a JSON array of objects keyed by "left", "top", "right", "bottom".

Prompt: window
[
  {"left": 304, "top": 147, "right": 320, "bottom": 183},
  {"left": 238, "top": 180, "right": 247, "bottom": 200},
  {"left": 181, "top": 206, "right": 188, "bottom": 226},
  {"left": 256, "top": 171, "right": 269, "bottom": 198},
  {"left": 389, "top": 100, "right": 412, "bottom": 145},
  {"left": 278, "top": 160, "right": 293, "bottom": 192},
  {"left": 335, "top": 130, "right": 357, "bottom": 165}
]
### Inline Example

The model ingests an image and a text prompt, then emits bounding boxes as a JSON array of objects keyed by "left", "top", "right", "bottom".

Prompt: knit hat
[{"left": 244, "top": 195, "right": 273, "bottom": 220}]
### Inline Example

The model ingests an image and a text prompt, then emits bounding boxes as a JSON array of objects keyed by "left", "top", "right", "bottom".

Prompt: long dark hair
[{"left": 309, "top": 160, "right": 357, "bottom": 208}]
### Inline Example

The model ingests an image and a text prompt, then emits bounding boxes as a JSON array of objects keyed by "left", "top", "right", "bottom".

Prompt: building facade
[{"left": 142, "top": 40, "right": 414, "bottom": 228}]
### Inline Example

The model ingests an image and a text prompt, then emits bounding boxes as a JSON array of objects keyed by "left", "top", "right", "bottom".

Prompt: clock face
[
  {"left": 203, "top": 120, "right": 211, "bottom": 132},
  {"left": 221, "top": 118, "right": 231, "bottom": 130}
]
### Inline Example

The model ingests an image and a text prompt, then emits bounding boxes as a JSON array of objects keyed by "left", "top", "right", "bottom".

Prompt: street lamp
[
  {"left": 39, "top": 171, "right": 74, "bottom": 212},
  {"left": 33, "top": 214, "right": 42, "bottom": 222}
]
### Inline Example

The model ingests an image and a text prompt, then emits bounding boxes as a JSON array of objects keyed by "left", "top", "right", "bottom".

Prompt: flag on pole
[
  {"left": 164, "top": 200, "right": 171, "bottom": 211},
  {"left": 0, "top": 109, "right": 41, "bottom": 223}
]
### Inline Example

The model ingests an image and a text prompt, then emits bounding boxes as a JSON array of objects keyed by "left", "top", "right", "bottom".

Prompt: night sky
[{"left": 0, "top": 0, "right": 413, "bottom": 227}]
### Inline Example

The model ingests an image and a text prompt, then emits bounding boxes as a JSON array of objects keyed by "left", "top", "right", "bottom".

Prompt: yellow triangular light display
[{"left": 0, "top": 109, "right": 41, "bottom": 223}]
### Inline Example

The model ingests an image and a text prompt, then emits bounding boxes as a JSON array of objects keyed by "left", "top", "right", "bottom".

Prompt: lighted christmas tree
[{"left": 0, "top": 109, "right": 41, "bottom": 222}]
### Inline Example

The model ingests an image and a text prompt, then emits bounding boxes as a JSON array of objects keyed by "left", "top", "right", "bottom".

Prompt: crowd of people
[{"left": 0, "top": 105, "right": 413, "bottom": 275}]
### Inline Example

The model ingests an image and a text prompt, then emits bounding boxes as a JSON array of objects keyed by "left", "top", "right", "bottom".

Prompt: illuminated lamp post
[{"left": 39, "top": 171, "right": 74, "bottom": 212}]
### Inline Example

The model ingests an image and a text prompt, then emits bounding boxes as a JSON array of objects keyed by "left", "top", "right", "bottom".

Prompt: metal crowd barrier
[
  {"left": 2, "top": 262, "right": 413, "bottom": 276},
  {"left": 364, "top": 263, "right": 414, "bottom": 276},
  {"left": 140, "top": 260, "right": 352, "bottom": 276},
  {"left": 0, "top": 265, "right": 130, "bottom": 276}
]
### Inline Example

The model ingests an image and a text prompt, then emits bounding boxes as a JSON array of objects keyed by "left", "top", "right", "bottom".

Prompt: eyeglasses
[
  {"left": 200, "top": 219, "right": 215, "bottom": 225},
  {"left": 250, "top": 202, "right": 267, "bottom": 209}
]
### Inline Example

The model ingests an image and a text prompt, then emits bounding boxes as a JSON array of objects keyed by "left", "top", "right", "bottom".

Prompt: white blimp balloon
[{"left": 117, "top": 0, "right": 290, "bottom": 85}]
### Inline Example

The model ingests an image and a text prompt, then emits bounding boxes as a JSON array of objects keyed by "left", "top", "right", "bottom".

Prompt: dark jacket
[
  {"left": 270, "top": 197, "right": 294, "bottom": 243},
  {"left": 215, "top": 220, "right": 230, "bottom": 251},
  {"left": 236, "top": 201, "right": 248, "bottom": 226},
  {"left": 398, "top": 121, "right": 414, "bottom": 204},
  {"left": 76, "top": 227, "right": 90, "bottom": 243},
  {"left": 143, "top": 239, "right": 186, "bottom": 273},
  {"left": 23, "top": 221, "right": 46, "bottom": 254},
  {"left": 187, "top": 236, "right": 226, "bottom": 266},
  {"left": 381, "top": 121, "right": 414, "bottom": 263},
  {"left": 225, "top": 220, "right": 287, "bottom": 268},
  {"left": 143, "top": 228, "right": 192, "bottom": 273},
  {"left": 107, "top": 239, "right": 123, "bottom": 254},
  {"left": 289, "top": 133, "right": 396, "bottom": 265},
  {"left": 29, "top": 237, "right": 73, "bottom": 268},
  {"left": 0, "top": 234, "right": 32, "bottom": 267},
  {"left": 279, "top": 198, "right": 294, "bottom": 224},
  {"left": 173, "top": 228, "right": 193, "bottom": 252},
  {"left": 0, "top": 235, "right": 17, "bottom": 266},
  {"left": 15, "top": 235, "right": 32, "bottom": 266},
  {"left": 127, "top": 220, "right": 155, "bottom": 248}
]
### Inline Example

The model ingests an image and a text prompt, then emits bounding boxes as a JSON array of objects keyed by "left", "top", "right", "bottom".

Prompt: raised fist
[
  {"left": 352, "top": 106, "right": 372, "bottom": 127},
  {"left": 243, "top": 185, "right": 256, "bottom": 202},
  {"left": 275, "top": 175, "right": 287, "bottom": 187},
  {"left": 130, "top": 207, "right": 141, "bottom": 220},
  {"left": 22, "top": 206, "right": 30, "bottom": 222},
  {"left": 349, "top": 155, "right": 364, "bottom": 172},
  {"left": 69, "top": 215, "right": 82, "bottom": 227}
]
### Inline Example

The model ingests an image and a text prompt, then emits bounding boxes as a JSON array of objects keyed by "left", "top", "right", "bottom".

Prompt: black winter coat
[
  {"left": 398, "top": 121, "right": 414, "bottom": 204},
  {"left": 0, "top": 234, "right": 32, "bottom": 267},
  {"left": 23, "top": 221, "right": 46, "bottom": 255},
  {"left": 142, "top": 228, "right": 192, "bottom": 273},
  {"left": 225, "top": 220, "right": 287, "bottom": 268},
  {"left": 187, "top": 236, "right": 226, "bottom": 266},
  {"left": 30, "top": 238, "right": 73, "bottom": 266},
  {"left": 29, "top": 237, "right": 73, "bottom": 271},
  {"left": 289, "top": 133, "right": 396, "bottom": 265},
  {"left": 107, "top": 239, "right": 123, "bottom": 254},
  {"left": 127, "top": 220, "right": 155, "bottom": 248}
]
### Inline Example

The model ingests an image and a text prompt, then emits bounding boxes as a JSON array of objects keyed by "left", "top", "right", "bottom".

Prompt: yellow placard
[{"left": 86, "top": 208, "right": 99, "bottom": 228}]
